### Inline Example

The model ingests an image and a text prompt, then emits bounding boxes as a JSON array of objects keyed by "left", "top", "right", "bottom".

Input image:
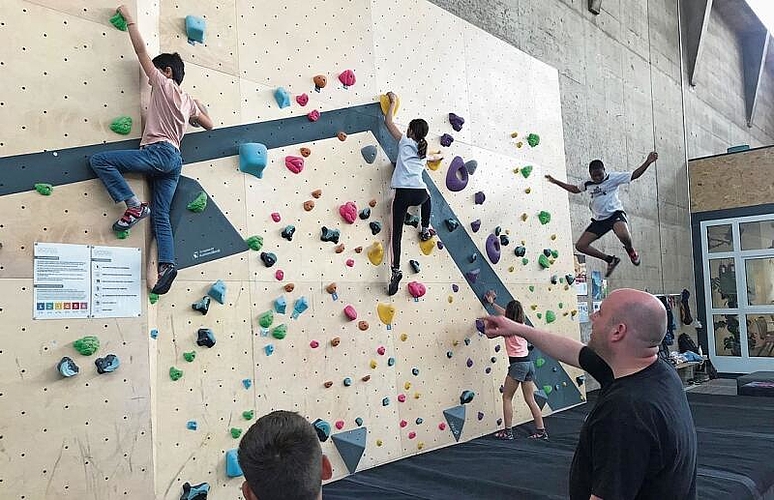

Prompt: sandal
[{"left": 494, "top": 429, "right": 514, "bottom": 440}]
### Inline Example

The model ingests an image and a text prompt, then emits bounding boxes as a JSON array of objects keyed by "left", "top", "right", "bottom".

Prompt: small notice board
[{"left": 33, "top": 242, "right": 142, "bottom": 319}]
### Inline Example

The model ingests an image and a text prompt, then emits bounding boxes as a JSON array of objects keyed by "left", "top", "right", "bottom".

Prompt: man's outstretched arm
[{"left": 481, "top": 315, "right": 584, "bottom": 368}]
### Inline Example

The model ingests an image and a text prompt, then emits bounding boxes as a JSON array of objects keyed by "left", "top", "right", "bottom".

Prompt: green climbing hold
[
  {"left": 527, "top": 133, "right": 540, "bottom": 147},
  {"left": 535, "top": 358, "right": 546, "bottom": 368},
  {"left": 245, "top": 236, "right": 263, "bottom": 251},
  {"left": 242, "top": 410, "right": 254, "bottom": 421},
  {"left": 169, "top": 366, "right": 183, "bottom": 381},
  {"left": 271, "top": 324, "right": 287, "bottom": 340},
  {"left": 73, "top": 336, "right": 100, "bottom": 356},
  {"left": 186, "top": 191, "right": 207, "bottom": 213},
  {"left": 538, "top": 211, "right": 551, "bottom": 225},
  {"left": 149, "top": 293, "right": 159, "bottom": 304},
  {"left": 34, "top": 183, "right": 53, "bottom": 196},
  {"left": 522, "top": 257, "right": 529, "bottom": 265},
  {"left": 230, "top": 427, "right": 243, "bottom": 439},
  {"left": 183, "top": 351, "right": 196, "bottom": 362},
  {"left": 551, "top": 249, "right": 559, "bottom": 259},
  {"left": 109, "top": 11, "right": 128, "bottom": 31},
  {"left": 543, "top": 384, "right": 553, "bottom": 394},
  {"left": 258, "top": 310, "right": 273, "bottom": 329},
  {"left": 546, "top": 310, "right": 556, "bottom": 323},
  {"left": 528, "top": 285, "right": 535, "bottom": 292},
  {"left": 115, "top": 229, "right": 130, "bottom": 239},
  {"left": 536, "top": 312, "right": 542, "bottom": 319},
  {"left": 520, "top": 165, "right": 533, "bottom": 178},
  {"left": 538, "top": 254, "right": 551, "bottom": 269},
  {"left": 110, "top": 116, "right": 133, "bottom": 135},
  {"left": 559, "top": 302, "right": 564, "bottom": 309}
]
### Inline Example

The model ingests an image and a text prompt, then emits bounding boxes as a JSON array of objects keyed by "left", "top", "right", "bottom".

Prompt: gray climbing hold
[
  {"left": 180, "top": 482, "right": 210, "bottom": 500},
  {"left": 443, "top": 405, "right": 466, "bottom": 442},
  {"left": 369, "top": 221, "right": 382, "bottom": 235},
  {"left": 192, "top": 296, "right": 211, "bottom": 315},
  {"left": 409, "top": 260, "right": 420, "bottom": 273},
  {"left": 332, "top": 427, "right": 367, "bottom": 474},
  {"left": 359, "top": 208, "right": 371, "bottom": 220},
  {"left": 57, "top": 356, "right": 79, "bottom": 377},
  {"left": 361, "top": 145, "right": 378, "bottom": 164},
  {"left": 321, "top": 226, "right": 340, "bottom": 243},
  {"left": 196, "top": 328, "right": 216, "bottom": 348},
  {"left": 464, "top": 160, "right": 477, "bottom": 175},
  {"left": 208, "top": 280, "right": 226, "bottom": 304},
  {"left": 95, "top": 354, "right": 120, "bottom": 374}
]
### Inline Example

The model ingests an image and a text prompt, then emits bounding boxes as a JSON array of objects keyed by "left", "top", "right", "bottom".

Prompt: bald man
[{"left": 482, "top": 288, "right": 697, "bottom": 500}]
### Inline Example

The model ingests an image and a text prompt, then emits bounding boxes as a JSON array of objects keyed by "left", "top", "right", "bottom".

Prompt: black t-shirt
[{"left": 569, "top": 347, "right": 698, "bottom": 500}]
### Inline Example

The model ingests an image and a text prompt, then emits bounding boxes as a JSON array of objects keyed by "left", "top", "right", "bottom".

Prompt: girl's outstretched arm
[{"left": 383, "top": 92, "right": 402, "bottom": 141}]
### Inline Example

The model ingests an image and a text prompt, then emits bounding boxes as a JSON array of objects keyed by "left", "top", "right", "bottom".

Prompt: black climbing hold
[
  {"left": 514, "top": 246, "right": 526, "bottom": 257},
  {"left": 464, "top": 160, "right": 477, "bottom": 175},
  {"left": 404, "top": 213, "right": 419, "bottom": 227},
  {"left": 321, "top": 226, "right": 340, "bottom": 243},
  {"left": 409, "top": 260, "right": 420, "bottom": 273},
  {"left": 543, "top": 248, "right": 552, "bottom": 258},
  {"left": 196, "top": 328, "right": 216, "bottom": 348},
  {"left": 468, "top": 253, "right": 477, "bottom": 263},
  {"left": 499, "top": 234, "right": 509, "bottom": 246},
  {"left": 359, "top": 208, "right": 371, "bottom": 220},
  {"left": 369, "top": 221, "right": 382, "bottom": 235},
  {"left": 180, "top": 482, "right": 210, "bottom": 500},
  {"left": 445, "top": 218, "right": 459, "bottom": 232},
  {"left": 494, "top": 226, "right": 501, "bottom": 236},
  {"left": 260, "top": 252, "right": 277, "bottom": 267},
  {"left": 313, "top": 418, "right": 331, "bottom": 442},
  {"left": 192, "top": 296, "right": 211, "bottom": 315},
  {"left": 95, "top": 354, "right": 120, "bottom": 374},
  {"left": 459, "top": 390, "right": 475, "bottom": 405},
  {"left": 550, "top": 275, "right": 558, "bottom": 285},
  {"left": 57, "top": 356, "right": 79, "bottom": 377},
  {"left": 471, "top": 219, "right": 481, "bottom": 232},
  {"left": 281, "top": 225, "right": 296, "bottom": 241},
  {"left": 565, "top": 274, "right": 575, "bottom": 285},
  {"left": 576, "top": 375, "right": 585, "bottom": 386}
]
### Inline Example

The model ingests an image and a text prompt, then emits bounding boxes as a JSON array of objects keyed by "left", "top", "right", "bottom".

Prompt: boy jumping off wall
[
  {"left": 545, "top": 152, "right": 657, "bottom": 277},
  {"left": 90, "top": 5, "right": 214, "bottom": 295}
]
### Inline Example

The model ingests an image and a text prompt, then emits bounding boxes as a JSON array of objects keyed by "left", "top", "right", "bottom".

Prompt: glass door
[{"left": 700, "top": 215, "right": 774, "bottom": 373}]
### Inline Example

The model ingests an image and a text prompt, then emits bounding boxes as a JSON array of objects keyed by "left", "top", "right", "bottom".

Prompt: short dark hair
[
  {"left": 589, "top": 159, "right": 605, "bottom": 173},
  {"left": 152, "top": 52, "right": 185, "bottom": 85},
  {"left": 238, "top": 411, "right": 322, "bottom": 500},
  {"left": 505, "top": 300, "right": 525, "bottom": 324}
]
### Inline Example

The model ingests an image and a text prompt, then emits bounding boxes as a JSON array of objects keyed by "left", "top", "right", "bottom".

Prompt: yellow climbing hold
[
  {"left": 512, "top": 168, "right": 520, "bottom": 174},
  {"left": 531, "top": 304, "right": 538, "bottom": 310},
  {"left": 379, "top": 93, "right": 399, "bottom": 116},
  {"left": 414, "top": 392, "right": 421, "bottom": 399},
  {"left": 400, "top": 333, "right": 408, "bottom": 341},
  {"left": 418, "top": 442, "right": 425, "bottom": 450},
  {"left": 370, "top": 359, "right": 377, "bottom": 369},
  {"left": 571, "top": 309, "right": 578, "bottom": 316},
  {"left": 448, "top": 295, "right": 453, "bottom": 303},
  {"left": 376, "top": 439, "right": 383, "bottom": 447},
  {"left": 516, "top": 141, "right": 523, "bottom": 148},
  {"left": 510, "top": 131, "right": 519, "bottom": 138},
  {"left": 367, "top": 241, "right": 384, "bottom": 266},
  {"left": 452, "top": 340, "right": 459, "bottom": 347},
  {"left": 550, "top": 234, "right": 557, "bottom": 240},
  {"left": 426, "top": 151, "right": 443, "bottom": 171},
  {"left": 521, "top": 213, "right": 528, "bottom": 221},
  {"left": 509, "top": 266, "right": 515, "bottom": 272},
  {"left": 404, "top": 381, "right": 412, "bottom": 390},
  {"left": 377, "top": 303, "right": 396, "bottom": 326},
  {"left": 419, "top": 238, "right": 435, "bottom": 255},
  {"left": 525, "top": 187, "right": 531, "bottom": 194}
]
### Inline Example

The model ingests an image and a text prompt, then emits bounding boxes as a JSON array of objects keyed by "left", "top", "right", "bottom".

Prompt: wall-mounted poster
[
  {"left": 591, "top": 270, "right": 604, "bottom": 300},
  {"left": 574, "top": 254, "right": 588, "bottom": 296}
]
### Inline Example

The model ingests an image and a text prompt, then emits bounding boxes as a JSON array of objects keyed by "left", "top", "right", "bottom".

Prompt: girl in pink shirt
[{"left": 485, "top": 291, "right": 547, "bottom": 440}]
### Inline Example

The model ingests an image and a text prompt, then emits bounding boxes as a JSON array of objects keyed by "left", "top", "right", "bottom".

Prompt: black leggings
[{"left": 390, "top": 188, "right": 431, "bottom": 269}]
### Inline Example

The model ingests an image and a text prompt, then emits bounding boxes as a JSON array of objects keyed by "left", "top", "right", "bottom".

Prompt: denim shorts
[{"left": 508, "top": 360, "right": 535, "bottom": 382}]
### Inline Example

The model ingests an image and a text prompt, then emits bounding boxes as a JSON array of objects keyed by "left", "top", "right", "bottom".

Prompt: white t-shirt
[
  {"left": 390, "top": 134, "right": 427, "bottom": 189},
  {"left": 578, "top": 172, "right": 632, "bottom": 220}
]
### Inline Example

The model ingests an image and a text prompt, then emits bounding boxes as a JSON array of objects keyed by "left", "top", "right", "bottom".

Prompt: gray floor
[{"left": 684, "top": 378, "right": 737, "bottom": 395}]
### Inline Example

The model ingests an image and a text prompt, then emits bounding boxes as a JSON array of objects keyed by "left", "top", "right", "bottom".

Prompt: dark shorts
[
  {"left": 507, "top": 360, "right": 535, "bottom": 383},
  {"left": 585, "top": 210, "right": 627, "bottom": 237}
]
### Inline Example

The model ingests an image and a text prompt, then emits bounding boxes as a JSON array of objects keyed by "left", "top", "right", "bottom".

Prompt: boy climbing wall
[
  {"left": 89, "top": 5, "right": 214, "bottom": 295},
  {"left": 545, "top": 152, "right": 657, "bottom": 277}
]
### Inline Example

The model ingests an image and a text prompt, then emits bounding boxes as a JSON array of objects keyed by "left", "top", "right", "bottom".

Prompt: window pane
[
  {"left": 745, "top": 257, "right": 774, "bottom": 306},
  {"left": 740, "top": 220, "right": 774, "bottom": 251},
  {"left": 713, "top": 314, "right": 740, "bottom": 356},
  {"left": 746, "top": 315, "right": 774, "bottom": 358},
  {"left": 709, "top": 258, "right": 737, "bottom": 308},
  {"left": 707, "top": 224, "right": 734, "bottom": 253}
]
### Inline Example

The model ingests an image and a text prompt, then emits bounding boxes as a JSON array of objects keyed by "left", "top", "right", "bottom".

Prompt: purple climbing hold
[
  {"left": 466, "top": 358, "right": 473, "bottom": 368},
  {"left": 474, "top": 191, "right": 485, "bottom": 205},
  {"left": 486, "top": 233, "right": 501, "bottom": 264},
  {"left": 475, "top": 318, "right": 485, "bottom": 334},
  {"left": 452, "top": 284, "right": 459, "bottom": 292},
  {"left": 494, "top": 344, "right": 501, "bottom": 353},
  {"left": 471, "top": 219, "right": 481, "bottom": 232},
  {"left": 466, "top": 268, "right": 481, "bottom": 283},
  {"left": 448, "top": 113, "right": 465, "bottom": 132},
  {"left": 440, "top": 133, "right": 454, "bottom": 147},
  {"left": 445, "top": 156, "right": 468, "bottom": 192}
]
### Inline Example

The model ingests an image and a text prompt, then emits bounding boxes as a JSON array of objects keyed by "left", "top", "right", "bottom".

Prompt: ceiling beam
[
  {"left": 680, "top": 0, "right": 714, "bottom": 86},
  {"left": 742, "top": 29, "right": 770, "bottom": 127}
]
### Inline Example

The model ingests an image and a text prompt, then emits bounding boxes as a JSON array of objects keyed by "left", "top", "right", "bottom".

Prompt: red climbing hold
[
  {"left": 339, "top": 202, "right": 357, "bottom": 224},
  {"left": 397, "top": 394, "right": 407, "bottom": 402},
  {"left": 307, "top": 109, "right": 320, "bottom": 122},
  {"left": 346, "top": 259, "right": 355, "bottom": 267},
  {"left": 400, "top": 419, "right": 408, "bottom": 428},
  {"left": 271, "top": 212, "right": 281, "bottom": 223},
  {"left": 296, "top": 93, "right": 309, "bottom": 106},
  {"left": 377, "top": 346, "right": 386, "bottom": 356},
  {"left": 344, "top": 305, "right": 358, "bottom": 321},
  {"left": 408, "top": 281, "right": 426, "bottom": 299},
  {"left": 310, "top": 340, "right": 320, "bottom": 348},
  {"left": 285, "top": 156, "right": 304, "bottom": 174},
  {"left": 338, "top": 69, "right": 356, "bottom": 87},
  {"left": 438, "top": 422, "right": 447, "bottom": 431},
  {"left": 335, "top": 420, "right": 345, "bottom": 430},
  {"left": 275, "top": 270, "right": 284, "bottom": 281}
]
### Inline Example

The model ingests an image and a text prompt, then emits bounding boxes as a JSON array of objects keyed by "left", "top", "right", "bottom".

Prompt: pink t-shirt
[
  {"left": 140, "top": 68, "right": 199, "bottom": 150},
  {"left": 505, "top": 334, "right": 529, "bottom": 358}
]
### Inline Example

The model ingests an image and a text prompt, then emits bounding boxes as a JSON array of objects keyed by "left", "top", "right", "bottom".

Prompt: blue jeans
[{"left": 89, "top": 141, "right": 182, "bottom": 264}]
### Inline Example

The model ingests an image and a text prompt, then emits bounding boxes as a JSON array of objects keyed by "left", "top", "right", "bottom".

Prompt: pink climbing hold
[
  {"left": 285, "top": 156, "right": 304, "bottom": 174},
  {"left": 377, "top": 345, "right": 386, "bottom": 356},
  {"left": 407, "top": 281, "right": 426, "bottom": 299},
  {"left": 438, "top": 422, "right": 447, "bottom": 431},
  {"left": 344, "top": 305, "right": 358, "bottom": 321},
  {"left": 310, "top": 340, "right": 320, "bottom": 348},
  {"left": 335, "top": 420, "right": 345, "bottom": 430},
  {"left": 400, "top": 419, "right": 408, "bottom": 428},
  {"left": 408, "top": 431, "right": 416, "bottom": 439},
  {"left": 296, "top": 93, "right": 309, "bottom": 106},
  {"left": 339, "top": 201, "right": 357, "bottom": 224},
  {"left": 275, "top": 269, "right": 284, "bottom": 281},
  {"left": 338, "top": 69, "right": 356, "bottom": 87},
  {"left": 271, "top": 212, "right": 281, "bottom": 222},
  {"left": 397, "top": 393, "right": 407, "bottom": 403},
  {"left": 307, "top": 109, "right": 320, "bottom": 122},
  {"left": 345, "top": 258, "right": 355, "bottom": 267}
]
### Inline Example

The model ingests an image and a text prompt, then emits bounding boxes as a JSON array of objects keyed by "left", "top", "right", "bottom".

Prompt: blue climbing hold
[
  {"left": 225, "top": 449, "right": 243, "bottom": 477},
  {"left": 185, "top": 15, "right": 206, "bottom": 44},
  {"left": 239, "top": 143, "right": 268, "bottom": 179},
  {"left": 150, "top": 329, "right": 159, "bottom": 339},
  {"left": 387, "top": 357, "right": 395, "bottom": 366},
  {"left": 264, "top": 344, "right": 274, "bottom": 356},
  {"left": 275, "top": 296, "right": 287, "bottom": 314},
  {"left": 313, "top": 418, "right": 332, "bottom": 442},
  {"left": 180, "top": 481, "right": 210, "bottom": 500},
  {"left": 57, "top": 356, "right": 79, "bottom": 377},
  {"left": 208, "top": 280, "right": 226, "bottom": 304},
  {"left": 196, "top": 328, "right": 216, "bottom": 348},
  {"left": 274, "top": 87, "right": 291, "bottom": 108},
  {"left": 95, "top": 354, "right": 120, "bottom": 374},
  {"left": 291, "top": 296, "right": 309, "bottom": 319},
  {"left": 343, "top": 377, "right": 353, "bottom": 387},
  {"left": 242, "top": 379, "right": 252, "bottom": 389},
  {"left": 186, "top": 421, "right": 198, "bottom": 431}
]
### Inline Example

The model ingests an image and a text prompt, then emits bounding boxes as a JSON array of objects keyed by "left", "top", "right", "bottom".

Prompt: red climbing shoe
[
  {"left": 626, "top": 247, "right": 641, "bottom": 266},
  {"left": 605, "top": 256, "right": 621, "bottom": 277},
  {"left": 112, "top": 203, "right": 150, "bottom": 232}
]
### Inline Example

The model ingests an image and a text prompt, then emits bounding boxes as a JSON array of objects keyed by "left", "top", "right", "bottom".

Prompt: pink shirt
[
  {"left": 140, "top": 69, "right": 199, "bottom": 150},
  {"left": 505, "top": 334, "right": 529, "bottom": 357}
]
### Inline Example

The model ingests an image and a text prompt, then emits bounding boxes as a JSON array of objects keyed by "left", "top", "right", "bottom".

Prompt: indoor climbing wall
[{"left": 0, "top": 0, "right": 582, "bottom": 499}]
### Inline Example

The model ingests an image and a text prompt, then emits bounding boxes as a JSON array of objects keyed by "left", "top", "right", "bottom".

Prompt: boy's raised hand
[
  {"left": 117, "top": 5, "right": 133, "bottom": 24},
  {"left": 545, "top": 174, "right": 556, "bottom": 183},
  {"left": 647, "top": 151, "right": 658, "bottom": 163}
]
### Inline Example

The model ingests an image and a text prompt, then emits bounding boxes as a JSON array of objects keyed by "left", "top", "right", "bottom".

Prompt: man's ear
[
  {"left": 321, "top": 454, "right": 333, "bottom": 480},
  {"left": 610, "top": 323, "right": 627, "bottom": 343},
  {"left": 242, "top": 481, "right": 258, "bottom": 500}
]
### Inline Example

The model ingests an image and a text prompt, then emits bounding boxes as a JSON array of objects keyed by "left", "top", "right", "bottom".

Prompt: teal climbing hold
[
  {"left": 239, "top": 143, "right": 268, "bottom": 179},
  {"left": 208, "top": 280, "right": 226, "bottom": 304},
  {"left": 186, "top": 191, "right": 207, "bottom": 213},
  {"left": 225, "top": 449, "right": 243, "bottom": 477},
  {"left": 185, "top": 15, "right": 206, "bottom": 44},
  {"left": 382, "top": 397, "right": 390, "bottom": 406},
  {"left": 275, "top": 296, "right": 287, "bottom": 314},
  {"left": 245, "top": 235, "right": 263, "bottom": 251},
  {"left": 332, "top": 427, "right": 367, "bottom": 474},
  {"left": 186, "top": 421, "right": 198, "bottom": 431},
  {"left": 460, "top": 390, "right": 475, "bottom": 405},
  {"left": 443, "top": 405, "right": 466, "bottom": 442},
  {"left": 387, "top": 357, "right": 395, "bottom": 366},
  {"left": 242, "top": 379, "right": 252, "bottom": 389},
  {"left": 264, "top": 344, "right": 274, "bottom": 356},
  {"left": 110, "top": 116, "right": 132, "bottom": 135},
  {"left": 355, "top": 417, "right": 364, "bottom": 427},
  {"left": 274, "top": 87, "right": 291, "bottom": 108},
  {"left": 343, "top": 377, "right": 352, "bottom": 387}
]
